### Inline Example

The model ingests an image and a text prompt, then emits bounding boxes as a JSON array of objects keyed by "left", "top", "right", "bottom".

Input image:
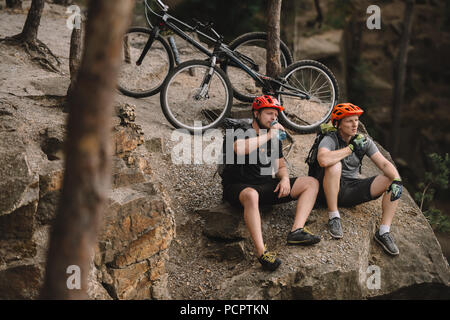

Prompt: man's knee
[
  {"left": 290, "top": 176, "right": 319, "bottom": 199},
  {"left": 370, "top": 175, "right": 392, "bottom": 197},
  {"left": 303, "top": 176, "right": 319, "bottom": 191},
  {"left": 324, "top": 161, "right": 342, "bottom": 177},
  {"left": 239, "top": 187, "right": 259, "bottom": 206}
]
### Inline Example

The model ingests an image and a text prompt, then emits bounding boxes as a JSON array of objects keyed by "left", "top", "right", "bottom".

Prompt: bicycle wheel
[
  {"left": 118, "top": 27, "right": 174, "bottom": 98},
  {"left": 277, "top": 60, "right": 339, "bottom": 133},
  {"left": 160, "top": 60, "right": 233, "bottom": 133},
  {"left": 223, "top": 32, "right": 294, "bottom": 103}
]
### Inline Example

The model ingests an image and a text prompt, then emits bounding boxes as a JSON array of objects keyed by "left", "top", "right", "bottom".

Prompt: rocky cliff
[
  {"left": 0, "top": 2, "right": 449, "bottom": 300},
  {"left": 0, "top": 90, "right": 175, "bottom": 299}
]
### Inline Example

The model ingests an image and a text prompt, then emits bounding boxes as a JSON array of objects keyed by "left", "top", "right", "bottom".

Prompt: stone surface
[
  {"left": 196, "top": 203, "right": 249, "bottom": 241},
  {"left": 295, "top": 29, "right": 343, "bottom": 60},
  {"left": 0, "top": 264, "right": 42, "bottom": 299},
  {"left": 0, "top": 97, "right": 174, "bottom": 300},
  {"left": 0, "top": 131, "right": 39, "bottom": 217},
  {"left": 1, "top": 2, "right": 449, "bottom": 300},
  {"left": 196, "top": 202, "right": 274, "bottom": 241},
  {"left": 144, "top": 137, "right": 164, "bottom": 154},
  {"left": 206, "top": 136, "right": 450, "bottom": 300}
]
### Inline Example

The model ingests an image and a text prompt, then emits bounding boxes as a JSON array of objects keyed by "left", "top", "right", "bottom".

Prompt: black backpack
[
  {"left": 305, "top": 124, "right": 364, "bottom": 180},
  {"left": 216, "top": 118, "right": 253, "bottom": 179}
]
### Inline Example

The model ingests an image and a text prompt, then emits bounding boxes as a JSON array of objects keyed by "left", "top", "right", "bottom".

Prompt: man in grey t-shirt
[{"left": 317, "top": 103, "right": 403, "bottom": 256}]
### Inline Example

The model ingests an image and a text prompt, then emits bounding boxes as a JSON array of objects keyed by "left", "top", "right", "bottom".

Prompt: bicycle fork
[
  {"left": 136, "top": 26, "right": 160, "bottom": 66},
  {"left": 195, "top": 56, "right": 217, "bottom": 100}
]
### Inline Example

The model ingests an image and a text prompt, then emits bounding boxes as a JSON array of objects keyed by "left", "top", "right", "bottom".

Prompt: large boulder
[
  {"left": 199, "top": 133, "right": 450, "bottom": 299},
  {"left": 0, "top": 97, "right": 175, "bottom": 300},
  {"left": 0, "top": 130, "right": 39, "bottom": 217},
  {"left": 294, "top": 30, "right": 343, "bottom": 61}
]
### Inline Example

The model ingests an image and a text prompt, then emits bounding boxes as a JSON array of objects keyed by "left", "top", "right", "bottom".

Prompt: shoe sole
[
  {"left": 328, "top": 230, "right": 343, "bottom": 239},
  {"left": 287, "top": 238, "right": 321, "bottom": 246},
  {"left": 260, "top": 261, "right": 281, "bottom": 271},
  {"left": 374, "top": 235, "right": 399, "bottom": 256}
]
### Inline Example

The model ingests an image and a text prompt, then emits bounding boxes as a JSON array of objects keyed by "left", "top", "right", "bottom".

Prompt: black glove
[
  {"left": 348, "top": 134, "right": 367, "bottom": 158},
  {"left": 386, "top": 178, "right": 402, "bottom": 201}
]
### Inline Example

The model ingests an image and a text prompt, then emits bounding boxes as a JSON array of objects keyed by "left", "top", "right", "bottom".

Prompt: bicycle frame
[
  {"left": 140, "top": 0, "right": 219, "bottom": 63},
  {"left": 143, "top": 0, "right": 310, "bottom": 101},
  {"left": 220, "top": 45, "right": 310, "bottom": 100},
  {"left": 141, "top": 1, "right": 260, "bottom": 73}
]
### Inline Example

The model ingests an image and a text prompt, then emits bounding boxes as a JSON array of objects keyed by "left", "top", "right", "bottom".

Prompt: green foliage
[
  {"left": 324, "top": 0, "right": 354, "bottom": 29},
  {"left": 424, "top": 208, "right": 450, "bottom": 233},
  {"left": 414, "top": 153, "right": 450, "bottom": 233}
]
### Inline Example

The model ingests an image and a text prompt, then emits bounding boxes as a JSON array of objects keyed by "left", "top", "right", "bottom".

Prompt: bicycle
[
  {"left": 117, "top": 0, "right": 293, "bottom": 99},
  {"left": 159, "top": 24, "right": 339, "bottom": 134}
]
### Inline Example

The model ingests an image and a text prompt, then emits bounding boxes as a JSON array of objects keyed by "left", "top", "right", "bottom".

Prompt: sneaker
[
  {"left": 287, "top": 227, "right": 321, "bottom": 245},
  {"left": 374, "top": 230, "right": 399, "bottom": 256},
  {"left": 258, "top": 247, "right": 281, "bottom": 271},
  {"left": 328, "top": 217, "right": 343, "bottom": 239}
]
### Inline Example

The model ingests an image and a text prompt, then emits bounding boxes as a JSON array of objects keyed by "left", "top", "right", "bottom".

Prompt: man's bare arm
[
  {"left": 276, "top": 158, "right": 289, "bottom": 181},
  {"left": 234, "top": 129, "right": 278, "bottom": 155},
  {"left": 370, "top": 151, "right": 400, "bottom": 180},
  {"left": 317, "top": 147, "right": 352, "bottom": 168}
]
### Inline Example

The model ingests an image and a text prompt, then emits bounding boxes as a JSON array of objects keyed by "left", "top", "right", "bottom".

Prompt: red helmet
[
  {"left": 252, "top": 95, "right": 284, "bottom": 112},
  {"left": 330, "top": 103, "right": 364, "bottom": 126}
]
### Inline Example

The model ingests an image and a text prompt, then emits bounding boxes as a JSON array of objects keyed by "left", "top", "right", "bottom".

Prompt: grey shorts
[{"left": 318, "top": 175, "right": 380, "bottom": 207}]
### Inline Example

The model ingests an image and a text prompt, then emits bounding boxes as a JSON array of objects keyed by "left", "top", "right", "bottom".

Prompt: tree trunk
[
  {"left": 6, "top": 0, "right": 22, "bottom": 9},
  {"left": 67, "top": 19, "right": 83, "bottom": 98},
  {"left": 40, "top": 0, "right": 135, "bottom": 300},
  {"left": 313, "top": 0, "right": 323, "bottom": 28},
  {"left": 391, "top": 0, "right": 414, "bottom": 158},
  {"left": 20, "top": 0, "right": 45, "bottom": 42},
  {"left": 266, "top": 0, "right": 282, "bottom": 78}
]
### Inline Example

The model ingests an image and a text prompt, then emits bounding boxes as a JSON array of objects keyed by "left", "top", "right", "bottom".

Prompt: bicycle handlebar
[
  {"left": 144, "top": 0, "right": 223, "bottom": 43},
  {"left": 155, "top": 0, "right": 169, "bottom": 11},
  {"left": 145, "top": 0, "right": 168, "bottom": 15},
  {"left": 192, "top": 19, "right": 223, "bottom": 42}
]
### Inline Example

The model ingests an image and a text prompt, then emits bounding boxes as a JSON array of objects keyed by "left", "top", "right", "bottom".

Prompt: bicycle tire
[
  {"left": 118, "top": 27, "right": 175, "bottom": 98},
  {"left": 160, "top": 59, "right": 233, "bottom": 133},
  {"left": 223, "top": 32, "right": 294, "bottom": 103},
  {"left": 277, "top": 60, "right": 339, "bottom": 133}
]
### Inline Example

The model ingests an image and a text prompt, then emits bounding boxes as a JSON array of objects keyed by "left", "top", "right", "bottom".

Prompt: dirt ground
[{"left": 0, "top": 2, "right": 448, "bottom": 300}]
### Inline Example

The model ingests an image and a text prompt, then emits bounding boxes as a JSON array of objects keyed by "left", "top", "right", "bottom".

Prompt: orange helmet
[
  {"left": 330, "top": 103, "right": 364, "bottom": 126},
  {"left": 252, "top": 95, "right": 284, "bottom": 112}
]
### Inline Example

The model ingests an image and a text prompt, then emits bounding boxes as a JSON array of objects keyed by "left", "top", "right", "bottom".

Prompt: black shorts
[
  {"left": 318, "top": 175, "right": 379, "bottom": 207},
  {"left": 223, "top": 177, "right": 298, "bottom": 207}
]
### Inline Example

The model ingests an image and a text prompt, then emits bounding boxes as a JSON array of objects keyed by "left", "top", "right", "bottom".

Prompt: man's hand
[
  {"left": 387, "top": 178, "right": 402, "bottom": 201},
  {"left": 269, "top": 121, "right": 285, "bottom": 140},
  {"left": 274, "top": 177, "right": 291, "bottom": 198},
  {"left": 348, "top": 134, "right": 367, "bottom": 158}
]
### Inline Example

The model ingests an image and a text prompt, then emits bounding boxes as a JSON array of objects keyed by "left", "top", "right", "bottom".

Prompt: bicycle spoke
[
  {"left": 288, "top": 74, "right": 308, "bottom": 94},
  {"left": 310, "top": 79, "right": 330, "bottom": 96},
  {"left": 277, "top": 61, "right": 338, "bottom": 132},
  {"left": 163, "top": 62, "right": 231, "bottom": 131},
  {"left": 309, "top": 72, "right": 322, "bottom": 94},
  {"left": 118, "top": 29, "right": 172, "bottom": 97}
]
